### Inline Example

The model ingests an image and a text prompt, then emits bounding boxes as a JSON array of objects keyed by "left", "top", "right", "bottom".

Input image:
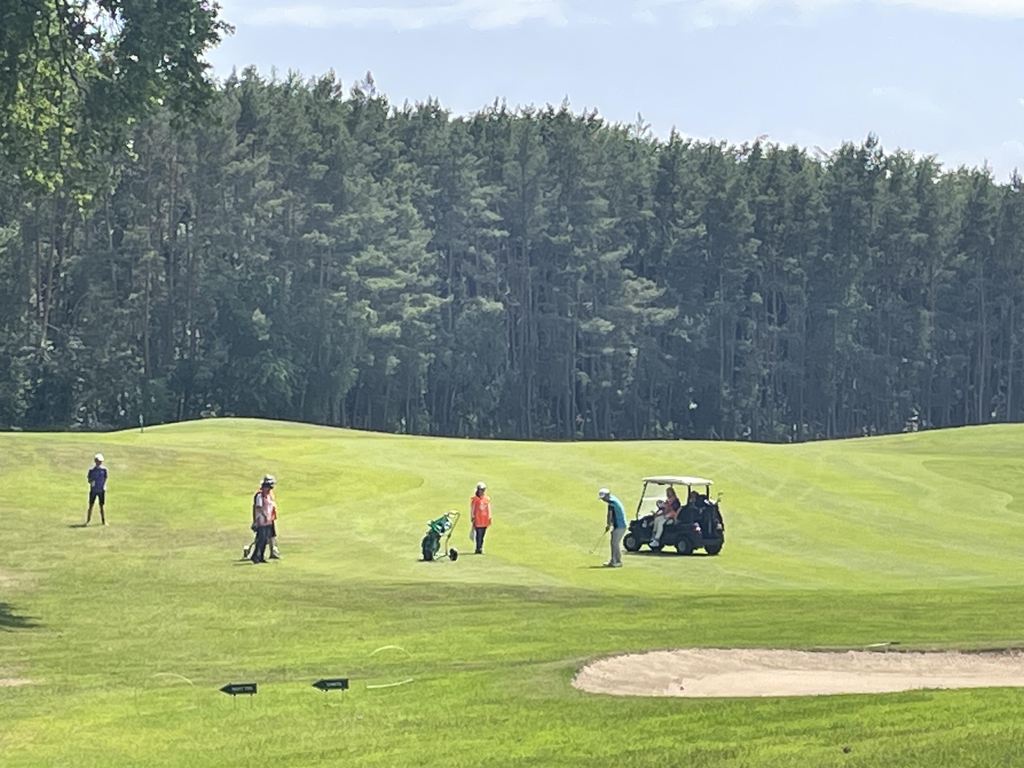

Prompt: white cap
[
  {"left": 94, "top": 453, "right": 104, "bottom": 463},
  {"left": 262, "top": 474, "right": 275, "bottom": 487},
  {"left": 597, "top": 487, "right": 610, "bottom": 499},
  {"left": 475, "top": 481, "right": 486, "bottom": 490}
]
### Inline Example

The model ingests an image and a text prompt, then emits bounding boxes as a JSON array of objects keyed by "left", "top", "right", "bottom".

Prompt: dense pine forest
[{"left": 3, "top": 9, "right": 1024, "bottom": 440}]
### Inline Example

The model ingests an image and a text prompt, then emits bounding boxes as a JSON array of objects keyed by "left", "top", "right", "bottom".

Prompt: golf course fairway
[{"left": 2, "top": 419, "right": 1024, "bottom": 766}]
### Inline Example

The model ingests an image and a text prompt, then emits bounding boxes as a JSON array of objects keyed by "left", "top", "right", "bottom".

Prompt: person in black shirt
[{"left": 86, "top": 453, "right": 108, "bottom": 525}]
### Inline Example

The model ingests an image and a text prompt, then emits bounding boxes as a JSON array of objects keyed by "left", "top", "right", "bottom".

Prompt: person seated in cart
[{"left": 649, "top": 485, "right": 682, "bottom": 548}]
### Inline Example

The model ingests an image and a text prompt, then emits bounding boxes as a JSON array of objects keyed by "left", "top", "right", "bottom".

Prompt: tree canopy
[
  {"left": 1, "top": 64, "right": 1022, "bottom": 441},
  {"left": 1, "top": 0, "right": 228, "bottom": 193}
]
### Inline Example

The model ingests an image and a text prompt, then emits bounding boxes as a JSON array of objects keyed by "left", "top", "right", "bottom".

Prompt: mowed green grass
[{"left": 3, "top": 420, "right": 1024, "bottom": 766}]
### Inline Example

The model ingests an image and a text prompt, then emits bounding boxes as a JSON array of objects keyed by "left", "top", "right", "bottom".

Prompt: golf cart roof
[{"left": 643, "top": 475, "right": 713, "bottom": 487}]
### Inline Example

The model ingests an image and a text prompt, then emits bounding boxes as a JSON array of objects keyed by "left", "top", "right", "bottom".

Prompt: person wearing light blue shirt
[{"left": 598, "top": 488, "right": 626, "bottom": 567}]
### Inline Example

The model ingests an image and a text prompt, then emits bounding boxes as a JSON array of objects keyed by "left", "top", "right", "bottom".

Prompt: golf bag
[{"left": 421, "top": 511, "right": 460, "bottom": 562}]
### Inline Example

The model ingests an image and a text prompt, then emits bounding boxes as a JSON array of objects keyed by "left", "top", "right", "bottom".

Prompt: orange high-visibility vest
[{"left": 470, "top": 494, "right": 491, "bottom": 528}]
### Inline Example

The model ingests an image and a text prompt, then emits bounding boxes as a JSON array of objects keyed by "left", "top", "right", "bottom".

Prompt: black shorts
[
  {"left": 89, "top": 489, "right": 106, "bottom": 506},
  {"left": 269, "top": 522, "right": 277, "bottom": 538}
]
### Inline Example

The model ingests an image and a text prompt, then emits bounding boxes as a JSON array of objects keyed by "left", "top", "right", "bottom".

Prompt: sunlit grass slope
[{"left": 3, "top": 420, "right": 1024, "bottom": 766}]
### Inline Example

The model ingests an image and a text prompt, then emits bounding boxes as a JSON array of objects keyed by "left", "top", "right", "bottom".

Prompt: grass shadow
[
  {"left": 67, "top": 523, "right": 88, "bottom": 528},
  {"left": 0, "top": 602, "right": 39, "bottom": 630},
  {"left": 627, "top": 550, "right": 678, "bottom": 557},
  {"left": 627, "top": 550, "right": 711, "bottom": 558}
]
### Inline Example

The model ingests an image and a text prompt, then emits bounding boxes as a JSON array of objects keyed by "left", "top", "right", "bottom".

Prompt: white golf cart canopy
[
  {"left": 643, "top": 476, "right": 713, "bottom": 487},
  {"left": 636, "top": 476, "right": 713, "bottom": 518}
]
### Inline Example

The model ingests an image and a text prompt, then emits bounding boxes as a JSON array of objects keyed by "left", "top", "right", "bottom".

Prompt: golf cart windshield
[{"left": 639, "top": 484, "right": 668, "bottom": 514}]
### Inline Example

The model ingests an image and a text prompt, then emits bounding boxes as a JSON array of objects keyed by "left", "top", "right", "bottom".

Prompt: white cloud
[
  {"left": 229, "top": 0, "right": 569, "bottom": 30},
  {"left": 634, "top": 0, "right": 1024, "bottom": 27},
  {"left": 631, "top": 0, "right": 822, "bottom": 28},
  {"left": 875, "top": 0, "right": 1024, "bottom": 15},
  {"left": 224, "top": 0, "right": 1024, "bottom": 31}
]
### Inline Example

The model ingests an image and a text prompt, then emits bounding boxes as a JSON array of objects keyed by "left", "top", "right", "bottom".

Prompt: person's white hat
[
  {"left": 597, "top": 487, "right": 610, "bottom": 499},
  {"left": 262, "top": 474, "right": 276, "bottom": 487},
  {"left": 94, "top": 453, "right": 104, "bottom": 463},
  {"left": 475, "top": 481, "right": 486, "bottom": 490}
]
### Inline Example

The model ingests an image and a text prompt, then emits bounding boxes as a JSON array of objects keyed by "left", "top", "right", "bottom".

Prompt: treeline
[{"left": 1, "top": 69, "right": 1023, "bottom": 441}]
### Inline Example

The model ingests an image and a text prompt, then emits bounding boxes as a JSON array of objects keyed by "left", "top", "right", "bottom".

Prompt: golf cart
[{"left": 622, "top": 476, "right": 725, "bottom": 555}]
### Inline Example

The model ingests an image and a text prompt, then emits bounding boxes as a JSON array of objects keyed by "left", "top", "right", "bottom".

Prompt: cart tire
[
  {"left": 704, "top": 542, "right": 722, "bottom": 556},
  {"left": 675, "top": 538, "right": 693, "bottom": 556},
  {"left": 449, "top": 548, "right": 459, "bottom": 561},
  {"left": 623, "top": 533, "right": 640, "bottom": 552}
]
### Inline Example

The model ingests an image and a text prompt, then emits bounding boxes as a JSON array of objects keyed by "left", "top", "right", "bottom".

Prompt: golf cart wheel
[
  {"left": 704, "top": 542, "right": 722, "bottom": 556},
  {"left": 623, "top": 533, "right": 640, "bottom": 552},
  {"left": 449, "top": 548, "right": 459, "bottom": 562},
  {"left": 675, "top": 538, "right": 693, "bottom": 556}
]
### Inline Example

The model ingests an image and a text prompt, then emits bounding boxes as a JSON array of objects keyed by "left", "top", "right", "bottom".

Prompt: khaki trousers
[{"left": 609, "top": 527, "right": 626, "bottom": 565}]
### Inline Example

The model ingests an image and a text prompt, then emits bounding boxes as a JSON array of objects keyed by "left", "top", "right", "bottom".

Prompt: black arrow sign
[
  {"left": 220, "top": 682, "right": 257, "bottom": 696},
  {"left": 312, "top": 677, "right": 349, "bottom": 692}
]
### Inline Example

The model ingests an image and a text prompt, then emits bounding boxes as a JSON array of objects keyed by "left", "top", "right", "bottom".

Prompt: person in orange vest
[{"left": 469, "top": 481, "right": 491, "bottom": 554}]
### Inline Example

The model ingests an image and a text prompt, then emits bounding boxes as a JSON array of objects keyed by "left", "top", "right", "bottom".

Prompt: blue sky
[{"left": 209, "top": 0, "right": 1024, "bottom": 181}]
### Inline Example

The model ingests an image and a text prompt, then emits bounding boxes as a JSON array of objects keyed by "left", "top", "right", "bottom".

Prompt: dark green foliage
[
  {"left": 2, "top": 66, "right": 1023, "bottom": 439},
  {"left": 0, "top": 0, "right": 228, "bottom": 192}
]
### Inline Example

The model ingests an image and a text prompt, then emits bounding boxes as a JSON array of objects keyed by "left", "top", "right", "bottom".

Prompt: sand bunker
[{"left": 573, "top": 648, "right": 1024, "bottom": 697}]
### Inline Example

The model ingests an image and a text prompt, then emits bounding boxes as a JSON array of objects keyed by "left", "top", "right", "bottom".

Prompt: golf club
[{"left": 587, "top": 529, "right": 608, "bottom": 555}]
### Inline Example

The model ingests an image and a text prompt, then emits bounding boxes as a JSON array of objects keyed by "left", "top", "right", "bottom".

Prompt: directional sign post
[
  {"left": 312, "top": 678, "right": 349, "bottom": 692},
  {"left": 220, "top": 682, "right": 257, "bottom": 697}
]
